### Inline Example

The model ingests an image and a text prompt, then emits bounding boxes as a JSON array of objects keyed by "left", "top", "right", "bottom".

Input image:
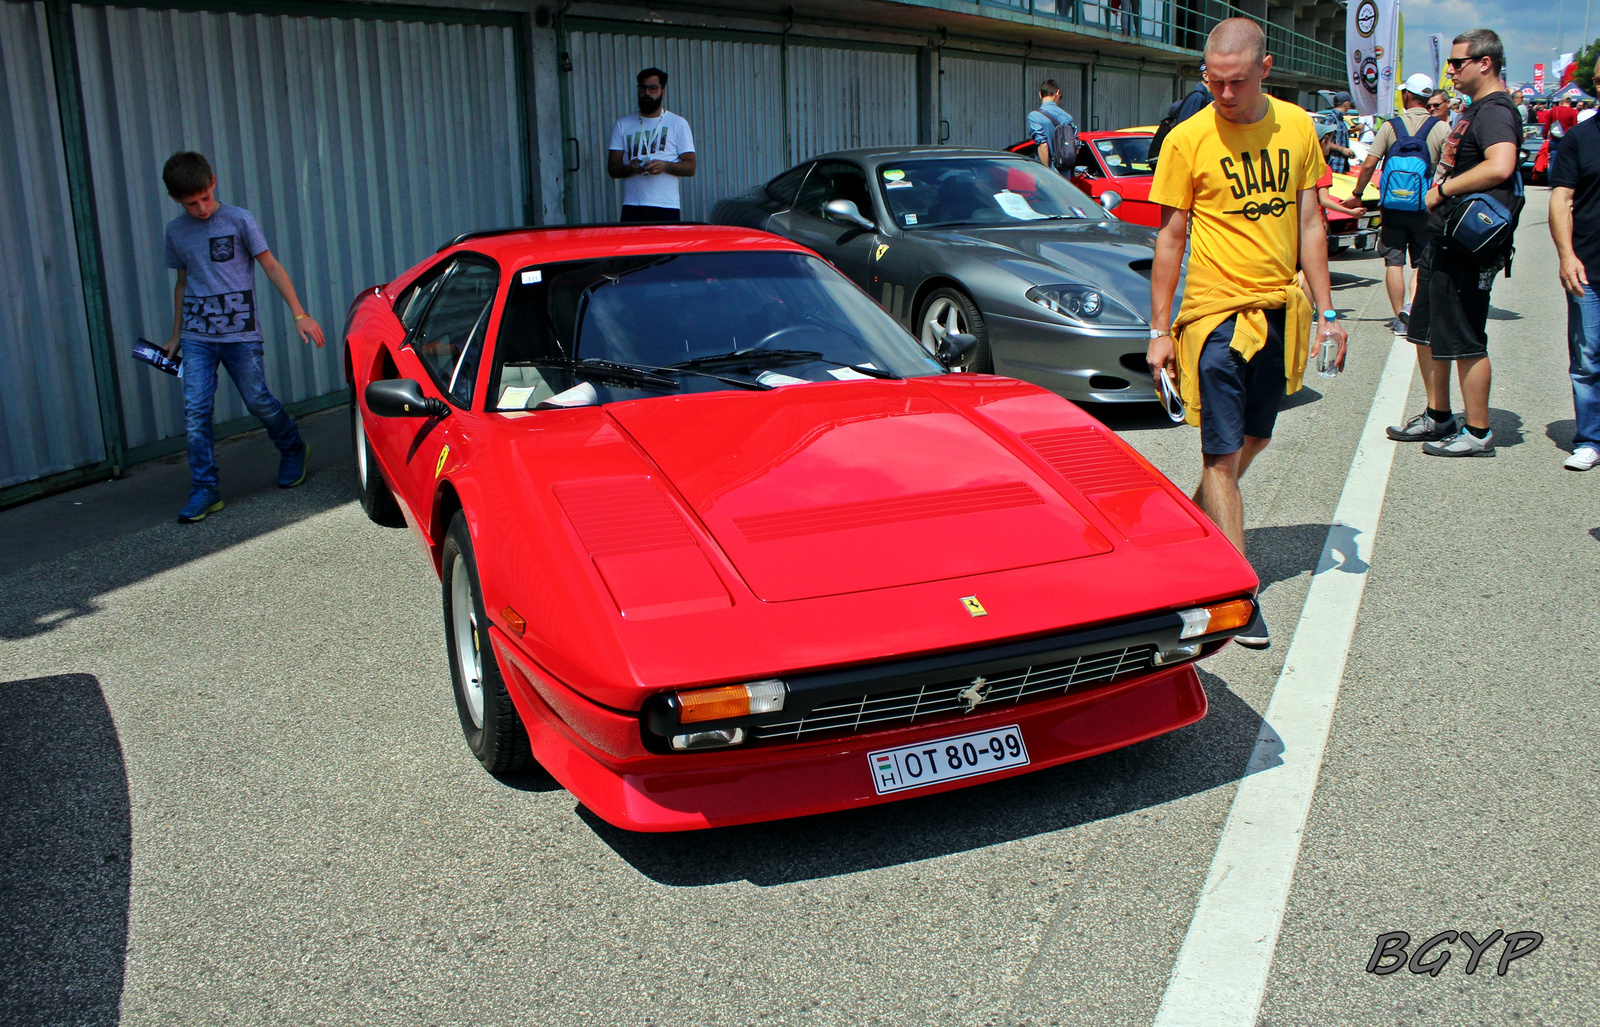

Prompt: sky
[{"left": 1398, "top": 0, "right": 1598, "bottom": 89}]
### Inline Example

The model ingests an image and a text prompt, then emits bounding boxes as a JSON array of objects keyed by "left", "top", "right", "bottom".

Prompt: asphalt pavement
[{"left": 1, "top": 190, "right": 1595, "bottom": 1027}]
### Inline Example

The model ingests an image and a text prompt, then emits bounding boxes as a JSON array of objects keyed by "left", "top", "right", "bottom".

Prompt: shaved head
[{"left": 1205, "top": 17, "right": 1267, "bottom": 65}]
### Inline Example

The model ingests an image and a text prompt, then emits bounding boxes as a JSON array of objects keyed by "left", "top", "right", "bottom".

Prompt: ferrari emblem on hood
[{"left": 961, "top": 595, "right": 987, "bottom": 617}]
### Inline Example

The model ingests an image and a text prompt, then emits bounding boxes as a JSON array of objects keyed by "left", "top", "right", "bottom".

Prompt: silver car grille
[{"left": 750, "top": 643, "right": 1159, "bottom": 743}]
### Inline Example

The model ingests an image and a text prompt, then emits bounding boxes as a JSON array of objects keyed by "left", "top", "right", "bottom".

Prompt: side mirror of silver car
[
  {"left": 823, "top": 199, "right": 875, "bottom": 230},
  {"left": 1099, "top": 190, "right": 1124, "bottom": 213}
]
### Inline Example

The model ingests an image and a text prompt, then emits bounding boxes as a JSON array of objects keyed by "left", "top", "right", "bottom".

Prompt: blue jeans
[
  {"left": 1571, "top": 284, "right": 1600, "bottom": 450},
  {"left": 182, "top": 339, "right": 302, "bottom": 489}
]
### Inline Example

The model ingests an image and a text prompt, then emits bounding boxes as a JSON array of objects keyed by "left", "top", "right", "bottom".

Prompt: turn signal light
[
  {"left": 501, "top": 606, "right": 526, "bottom": 636},
  {"left": 1178, "top": 598, "right": 1255, "bottom": 639},
  {"left": 676, "top": 680, "right": 786, "bottom": 724}
]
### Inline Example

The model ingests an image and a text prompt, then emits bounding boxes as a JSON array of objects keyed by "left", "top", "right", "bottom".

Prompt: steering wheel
[{"left": 750, "top": 324, "right": 835, "bottom": 350}]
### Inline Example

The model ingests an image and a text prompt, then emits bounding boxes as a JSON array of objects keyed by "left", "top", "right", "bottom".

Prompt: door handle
[{"left": 565, "top": 137, "right": 580, "bottom": 173}]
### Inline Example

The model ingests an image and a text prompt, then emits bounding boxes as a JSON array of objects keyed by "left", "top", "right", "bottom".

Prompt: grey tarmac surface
[{"left": 1, "top": 191, "right": 1594, "bottom": 1027}]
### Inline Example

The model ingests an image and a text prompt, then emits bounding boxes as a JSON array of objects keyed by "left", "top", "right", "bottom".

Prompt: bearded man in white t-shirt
[{"left": 607, "top": 67, "right": 697, "bottom": 222}]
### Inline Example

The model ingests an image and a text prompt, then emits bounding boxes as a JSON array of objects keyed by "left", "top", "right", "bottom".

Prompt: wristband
[{"left": 295, "top": 313, "right": 311, "bottom": 321}]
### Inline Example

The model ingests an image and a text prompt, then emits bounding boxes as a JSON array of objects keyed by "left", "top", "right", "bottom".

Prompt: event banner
[
  {"left": 1429, "top": 33, "right": 1448, "bottom": 87},
  {"left": 1535, "top": 63, "right": 1545, "bottom": 93},
  {"left": 1347, "top": 0, "right": 1401, "bottom": 114}
]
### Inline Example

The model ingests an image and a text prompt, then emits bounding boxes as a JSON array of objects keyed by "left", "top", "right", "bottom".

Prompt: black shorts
[
  {"left": 1377, "top": 209, "right": 1437, "bottom": 268},
  {"left": 1197, "top": 308, "right": 1288, "bottom": 455},
  {"left": 1406, "top": 236, "right": 1493, "bottom": 360},
  {"left": 620, "top": 204, "right": 682, "bottom": 223}
]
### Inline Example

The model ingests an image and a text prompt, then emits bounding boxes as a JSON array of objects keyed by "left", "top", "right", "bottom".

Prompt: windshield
[
  {"left": 490, "top": 250, "right": 944, "bottom": 409},
  {"left": 1094, "top": 136, "right": 1154, "bottom": 177},
  {"left": 876, "top": 158, "right": 1108, "bottom": 229}
]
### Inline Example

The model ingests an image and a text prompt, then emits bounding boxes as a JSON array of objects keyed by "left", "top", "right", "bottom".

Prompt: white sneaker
[{"left": 1564, "top": 446, "right": 1600, "bottom": 471}]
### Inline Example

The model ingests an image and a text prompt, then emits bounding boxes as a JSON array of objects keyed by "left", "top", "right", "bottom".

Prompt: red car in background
[{"left": 345, "top": 223, "right": 1259, "bottom": 832}]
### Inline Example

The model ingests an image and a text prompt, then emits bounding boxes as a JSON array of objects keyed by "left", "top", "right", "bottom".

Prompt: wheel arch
[
  {"left": 910, "top": 276, "right": 976, "bottom": 324},
  {"left": 431, "top": 479, "right": 464, "bottom": 574}
]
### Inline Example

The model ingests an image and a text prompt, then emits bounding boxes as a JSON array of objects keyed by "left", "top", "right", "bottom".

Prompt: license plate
[{"left": 868, "top": 725, "right": 1029, "bottom": 795}]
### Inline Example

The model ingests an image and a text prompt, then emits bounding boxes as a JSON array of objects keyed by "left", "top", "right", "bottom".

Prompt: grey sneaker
[
  {"left": 1423, "top": 427, "right": 1495, "bottom": 457},
  {"left": 1386, "top": 411, "right": 1458, "bottom": 442},
  {"left": 1397, "top": 306, "right": 1411, "bottom": 329},
  {"left": 1387, "top": 316, "right": 1407, "bottom": 335}
]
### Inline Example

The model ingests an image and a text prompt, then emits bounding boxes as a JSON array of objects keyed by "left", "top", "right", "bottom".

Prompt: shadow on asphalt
[
  {"left": 1486, "top": 305, "right": 1522, "bottom": 321},
  {"left": 0, "top": 459, "right": 361, "bottom": 642},
  {"left": 1546, "top": 418, "right": 1576, "bottom": 451},
  {"left": 0, "top": 674, "right": 130, "bottom": 1026},
  {"left": 1282, "top": 385, "right": 1322, "bottom": 410},
  {"left": 1245, "top": 522, "right": 1335, "bottom": 590},
  {"left": 580, "top": 668, "right": 1264, "bottom": 886},
  {"left": 1329, "top": 267, "right": 1379, "bottom": 290},
  {"left": 1489, "top": 407, "right": 1526, "bottom": 447}
]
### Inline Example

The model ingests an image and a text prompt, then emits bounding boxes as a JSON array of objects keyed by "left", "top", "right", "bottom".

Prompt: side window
[
  {"left": 794, "top": 162, "right": 871, "bottom": 218},
  {"left": 764, "top": 163, "right": 811, "bottom": 206},
  {"left": 394, "top": 262, "right": 450, "bottom": 330},
  {"left": 410, "top": 259, "right": 499, "bottom": 407}
]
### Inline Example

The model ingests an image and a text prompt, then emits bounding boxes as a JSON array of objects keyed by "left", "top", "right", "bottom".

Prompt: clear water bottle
[{"left": 1316, "top": 309, "right": 1341, "bottom": 378}]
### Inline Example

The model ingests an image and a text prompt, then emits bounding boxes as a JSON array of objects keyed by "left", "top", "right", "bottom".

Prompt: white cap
[{"left": 1401, "top": 72, "right": 1435, "bottom": 96}]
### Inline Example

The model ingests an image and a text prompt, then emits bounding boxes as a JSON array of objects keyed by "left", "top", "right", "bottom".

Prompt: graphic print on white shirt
[{"left": 608, "top": 110, "right": 696, "bottom": 209}]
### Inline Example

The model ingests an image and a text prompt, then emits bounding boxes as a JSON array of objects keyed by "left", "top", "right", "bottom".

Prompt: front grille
[{"left": 750, "top": 643, "right": 1158, "bottom": 743}]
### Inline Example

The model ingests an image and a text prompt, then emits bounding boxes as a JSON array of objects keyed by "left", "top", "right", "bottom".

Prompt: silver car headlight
[{"left": 1026, "top": 285, "right": 1143, "bottom": 326}]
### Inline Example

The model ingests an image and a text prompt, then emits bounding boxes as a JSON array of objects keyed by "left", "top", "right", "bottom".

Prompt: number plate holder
[{"left": 867, "top": 725, "right": 1030, "bottom": 795}]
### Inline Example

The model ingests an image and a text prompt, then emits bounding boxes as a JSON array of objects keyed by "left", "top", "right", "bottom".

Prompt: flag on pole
[
  {"left": 1535, "top": 63, "right": 1546, "bottom": 93},
  {"left": 1428, "top": 33, "right": 1448, "bottom": 87},
  {"left": 1347, "top": 0, "right": 1401, "bottom": 115},
  {"left": 1559, "top": 52, "right": 1577, "bottom": 87}
]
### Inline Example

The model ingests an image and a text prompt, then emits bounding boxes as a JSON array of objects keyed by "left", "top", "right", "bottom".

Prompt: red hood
[{"left": 606, "top": 380, "right": 1115, "bottom": 602}]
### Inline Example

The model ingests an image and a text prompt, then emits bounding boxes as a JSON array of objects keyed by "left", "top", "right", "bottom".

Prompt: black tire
[
  {"left": 351, "top": 397, "right": 404, "bottom": 527},
  {"left": 917, "top": 287, "right": 993, "bottom": 373},
  {"left": 441, "top": 512, "right": 532, "bottom": 775}
]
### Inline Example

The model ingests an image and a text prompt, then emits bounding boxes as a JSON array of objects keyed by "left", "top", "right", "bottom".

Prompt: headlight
[{"left": 1026, "top": 285, "right": 1143, "bottom": 326}]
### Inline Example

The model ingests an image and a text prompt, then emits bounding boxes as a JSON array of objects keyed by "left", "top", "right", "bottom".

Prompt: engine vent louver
[
  {"left": 733, "top": 482, "right": 1043, "bottom": 542},
  {"left": 1020, "top": 427, "right": 1154, "bottom": 494},
  {"left": 553, "top": 478, "right": 695, "bottom": 556}
]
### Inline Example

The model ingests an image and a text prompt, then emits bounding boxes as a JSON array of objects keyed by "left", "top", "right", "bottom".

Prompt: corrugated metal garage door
[
  {"left": 0, "top": 1, "right": 105, "bottom": 488},
  {"left": 939, "top": 52, "right": 1021, "bottom": 150},
  {"left": 1092, "top": 67, "right": 1142, "bottom": 131},
  {"left": 1140, "top": 71, "right": 1177, "bottom": 125},
  {"left": 565, "top": 30, "right": 785, "bottom": 223},
  {"left": 787, "top": 45, "right": 917, "bottom": 164},
  {"left": 72, "top": 5, "right": 526, "bottom": 450}
]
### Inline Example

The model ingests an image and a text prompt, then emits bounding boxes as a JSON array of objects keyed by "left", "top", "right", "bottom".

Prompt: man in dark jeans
[
  {"left": 1391, "top": 28, "right": 1522, "bottom": 457},
  {"left": 1548, "top": 68, "right": 1600, "bottom": 471}
]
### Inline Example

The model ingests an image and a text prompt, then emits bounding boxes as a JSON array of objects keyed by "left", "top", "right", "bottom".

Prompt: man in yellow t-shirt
[{"left": 1146, "top": 16, "right": 1347, "bottom": 650}]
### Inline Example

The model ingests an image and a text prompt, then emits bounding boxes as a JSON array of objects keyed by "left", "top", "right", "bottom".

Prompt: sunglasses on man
[{"left": 1445, "top": 55, "right": 1486, "bottom": 70}]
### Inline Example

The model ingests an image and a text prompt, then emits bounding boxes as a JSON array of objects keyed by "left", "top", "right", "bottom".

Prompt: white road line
[{"left": 1152, "top": 336, "right": 1417, "bottom": 1027}]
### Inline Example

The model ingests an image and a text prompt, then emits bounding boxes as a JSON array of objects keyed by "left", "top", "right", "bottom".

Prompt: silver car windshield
[{"left": 877, "top": 158, "right": 1109, "bottom": 229}]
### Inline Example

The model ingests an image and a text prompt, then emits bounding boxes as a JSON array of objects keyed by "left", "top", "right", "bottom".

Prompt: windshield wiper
[
  {"left": 510, "top": 358, "right": 680, "bottom": 392},
  {"left": 671, "top": 349, "right": 824, "bottom": 371},
  {"left": 844, "top": 363, "right": 896, "bottom": 379}
]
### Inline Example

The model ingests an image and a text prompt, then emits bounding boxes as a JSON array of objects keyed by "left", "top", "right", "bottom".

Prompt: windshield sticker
[
  {"left": 884, "top": 180, "right": 913, "bottom": 189},
  {"left": 539, "top": 381, "right": 599, "bottom": 408},
  {"left": 1105, "top": 154, "right": 1125, "bottom": 166},
  {"left": 874, "top": 243, "right": 889, "bottom": 261},
  {"left": 756, "top": 370, "right": 811, "bottom": 387},
  {"left": 993, "top": 191, "right": 1047, "bottom": 220},
  {"left": 903, "top": 213, "right": 918, "bottom": 225},
  {"left": 520, "top": 269, "right": 542, "bottom": 284},
  {"left": 882, "top": 169, "right": 905, "bottom": 181},
  {"left": 499, "top": 386, "right": 535, "bottom": 409},
  {"left": 828, "top": 365, "right": 876, "bottom": 381}
]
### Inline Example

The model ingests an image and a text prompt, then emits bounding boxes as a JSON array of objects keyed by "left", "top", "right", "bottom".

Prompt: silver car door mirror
[
  {"left": 1099, "top": 190, "right": 1124, "bottom": 212},
  {"left": 823, "top": 199, "right": 875, "bottom": 230}
]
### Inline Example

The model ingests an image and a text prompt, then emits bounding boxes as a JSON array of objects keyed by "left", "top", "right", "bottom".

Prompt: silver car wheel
[
  {"left": 919, "top": 296, "right": 969, "bottom": 364},
  {"left": 450, "top": 554, "right": 485, "bottom": 729},
  {"left": 354, "top": 402, "right": 369, "bottom": 489}
]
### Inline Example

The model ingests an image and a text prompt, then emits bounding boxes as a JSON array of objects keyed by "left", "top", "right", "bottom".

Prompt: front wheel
[
  {"left": 351, "top": 398, "right": 404, "bottom": 527},
  {"left": 917, "top": 287, "right": 993, "bottom": 373},
  {"left": 442, "top": 512, "right": 532, "bottom": 774}
]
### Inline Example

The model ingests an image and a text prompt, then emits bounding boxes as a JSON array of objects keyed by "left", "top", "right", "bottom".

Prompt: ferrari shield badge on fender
[
  {"left": 874, "top": 243, "right": 889, "bottom": 261},
  {"left": 961, "top": 595, "right": 987, "bottom": 617},
  {"left": 435, "top": 445, "right": 450, "bottom": 479}
]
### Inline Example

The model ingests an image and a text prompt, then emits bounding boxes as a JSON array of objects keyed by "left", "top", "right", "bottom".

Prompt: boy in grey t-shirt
[{"left": 161, "top": 151, "right": 324, "bottom": 523}]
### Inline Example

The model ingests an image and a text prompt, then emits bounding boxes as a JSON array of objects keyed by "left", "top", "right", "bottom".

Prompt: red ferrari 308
[{"left": 344, "top": 224, "right": 1258, "bottom": 832}]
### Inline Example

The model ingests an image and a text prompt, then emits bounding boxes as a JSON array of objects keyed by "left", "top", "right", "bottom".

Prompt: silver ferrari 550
[{"left": 711, "top": 146, "right": 1166, "bottom": 404}]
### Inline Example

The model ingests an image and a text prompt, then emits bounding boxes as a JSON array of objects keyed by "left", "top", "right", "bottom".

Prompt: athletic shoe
[
  {"left": 1423, "top": 427, "right": 1495, "bottom": 458},
  {"left": 177, "top": 488, "right": 224, "bottom": 523},
  {"left": 1564, "top": 446, "right": 1600, "bottom": 471},
  {"left": 1387, "top": 316, "right": 1407, "bottom": 336},
  {"left": 1386, "top": 411, "right": 1459, "bottom": 442},
  {"left": 1233, "top": 609, "right": 1270, "bottom": 650},
  {"left": 1397, "top": 306, "right": 1410, "bottom": 329},
  {"left": 278, "top": 442, "right": 310, "bottom": 488}
]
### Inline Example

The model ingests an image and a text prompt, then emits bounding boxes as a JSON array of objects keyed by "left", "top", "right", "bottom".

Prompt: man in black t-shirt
[
  {"left": 1549, "top": 68, "right": 1600, "bottom": 471},
  {"left": 1390, "top": 29, "right": 1521, "bottom": 458}
]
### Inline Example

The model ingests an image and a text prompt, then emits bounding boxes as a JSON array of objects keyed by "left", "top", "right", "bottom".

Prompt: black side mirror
[
  {"left": 937, "top": 332, "right": 979, "bottom": 369},
  {"left": 366, "top": 378, "right": 448, "bottom": 418}
]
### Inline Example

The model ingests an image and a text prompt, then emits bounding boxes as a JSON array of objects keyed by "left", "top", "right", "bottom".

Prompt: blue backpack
[{"left": 1379, "top": 116, "right": 1439, "bottom": 212}]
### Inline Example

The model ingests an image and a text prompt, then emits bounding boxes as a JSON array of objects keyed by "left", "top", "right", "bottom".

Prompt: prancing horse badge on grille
[
  {"left": 961, "top": 596, "right": 987, "bottom": 617},
  {"left": 958, "top": 677, "right": 990, "bottom": 712}
]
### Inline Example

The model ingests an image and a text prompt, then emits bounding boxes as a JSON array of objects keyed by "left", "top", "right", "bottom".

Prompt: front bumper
[
  {"left": 984, "top": 311, "right": 1157, "bottom": 404},
  {"left": 491, "top": 626, "right": 1214, "bottom": 832}
]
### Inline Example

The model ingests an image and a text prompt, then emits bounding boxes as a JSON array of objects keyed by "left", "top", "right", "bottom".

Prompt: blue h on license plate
[{"left": 868, "top": 725, "right": 1030, "bottom": 795}]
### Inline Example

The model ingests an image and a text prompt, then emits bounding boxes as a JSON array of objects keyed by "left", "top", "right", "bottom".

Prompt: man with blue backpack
[
  {"left": 1349, "top": 74, "right": 1451, "bottom": 336},
  {"left": 1026, "top": 80, "right": 1080, "bottom": 176}
]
